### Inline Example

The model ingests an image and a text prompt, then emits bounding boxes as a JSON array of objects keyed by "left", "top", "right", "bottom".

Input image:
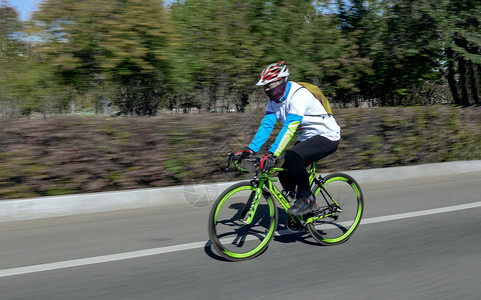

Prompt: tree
[
  {"left": 169, "top": 0, "right": 267, "bottom": 112},
  {"left": 0, "top": 4, "right": 22, "bottom": 117},
  {"left": 349, "top": 0, "right": 444, "bottom": 106},
  {"left": 33, "top": 0, "right": 169, "bottom": 115},
  {"left": 436, "top": 0, "right": 481, "bottom": 106},
  {"left": 307, "top": 2, "right": 372, "bottom": 105},
  {"left": 168, "top": 0, "right": 372, "bottom": 110},
  {"left": 0, "top": 4, "right": 60, "bottom": 118}
]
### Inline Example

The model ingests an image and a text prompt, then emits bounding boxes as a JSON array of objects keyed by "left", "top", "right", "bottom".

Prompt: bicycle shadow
[{"left": 204, "top": 240, "right": 232, "bottom": 262}]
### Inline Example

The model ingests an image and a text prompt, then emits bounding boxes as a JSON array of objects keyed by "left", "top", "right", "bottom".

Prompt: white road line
[
  {"left": 360, "top": 201, "right": 481, "bottom": 225},
  {"left": 2, "top": 201, "right": 481, "bottom": 278},
  {"left": 0, "top": 242, "right": 207, "bottom": 278}
]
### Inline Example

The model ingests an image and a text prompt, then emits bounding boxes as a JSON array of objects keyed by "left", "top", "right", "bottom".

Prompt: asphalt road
[{"left": 1, "top": 171, "right": 481, "bottom": 300}]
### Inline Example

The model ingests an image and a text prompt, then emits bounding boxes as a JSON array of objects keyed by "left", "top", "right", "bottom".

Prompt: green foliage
[
  {"left": 30, "top": 0, "right": 169, "bottom": 115},
  {"left": 436, "top": 0, "right": 481, "bottom": 106},
  {"left": 1, "top": 0, "right": 481, "bottom": 117},
  {"left": 0, "top": 5, "right": 65, "bottom": 117}
]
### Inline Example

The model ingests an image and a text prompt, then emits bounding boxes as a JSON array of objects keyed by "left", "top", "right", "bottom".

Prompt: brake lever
[{"left": 247, "top": 157, "right": 261, "bottom": 177}]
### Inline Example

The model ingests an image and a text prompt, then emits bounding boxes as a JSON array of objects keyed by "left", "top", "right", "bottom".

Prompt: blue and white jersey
[{"left": 249, "top": 81, "right": 340, "bottom": 157}]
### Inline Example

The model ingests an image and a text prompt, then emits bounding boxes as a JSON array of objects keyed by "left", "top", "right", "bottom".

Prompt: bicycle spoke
[
  {"left": 208, "top": 182, "right": 278, "bottom": 261},
  {"left": 307, "top": 173, "right": 364, "bottom": 245}
]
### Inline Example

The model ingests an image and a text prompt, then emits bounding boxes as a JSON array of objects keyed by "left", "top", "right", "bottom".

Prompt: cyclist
[{"left": 235, "top": 61, "right": 340, "bottom": 216}]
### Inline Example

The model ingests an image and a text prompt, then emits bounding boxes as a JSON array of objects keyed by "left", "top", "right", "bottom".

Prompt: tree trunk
[
  {"left": 457, "top": 55, "right": 470, "bottom": 106},
  {"left": 468, "top": 61, "right": 480, "bottom": 105},
  {"left": 446, "top": 47, "right": 460, "bottom": 105}
]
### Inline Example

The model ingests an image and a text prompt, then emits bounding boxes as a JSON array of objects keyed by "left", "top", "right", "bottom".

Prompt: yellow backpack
[{"left": 297, "top": 82, "right": 333, "bottom": 115}]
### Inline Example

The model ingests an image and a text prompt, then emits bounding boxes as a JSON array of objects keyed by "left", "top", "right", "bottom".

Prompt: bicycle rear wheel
[
  {"left": 208, "top": 181, "right": 278, "bottom": 261},
  {"left": 307, "top": 173, "right": 364, "bottom": 245}
]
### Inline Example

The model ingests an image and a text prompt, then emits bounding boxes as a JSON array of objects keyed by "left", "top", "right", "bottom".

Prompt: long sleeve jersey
[{"left": 249, "top": 81, "right": 341, "bottom": 157}]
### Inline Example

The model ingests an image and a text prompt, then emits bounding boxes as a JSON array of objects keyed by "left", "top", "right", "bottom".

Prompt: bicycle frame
[{"left": 243, "top": 160, "right": 342, "bottom": 225}]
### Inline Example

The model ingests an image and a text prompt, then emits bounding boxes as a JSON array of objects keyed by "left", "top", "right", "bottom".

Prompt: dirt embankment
[{"left": 1, "top": 105, "right": 480, "bottom": 200}]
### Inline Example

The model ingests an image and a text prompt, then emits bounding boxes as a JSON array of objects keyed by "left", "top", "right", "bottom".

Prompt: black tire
[
  {"left": 208, "top": 181, "right": 278, "bottom": 261},
  {"left": 307, "top": 173, "right": 364, "bottom": 245}
]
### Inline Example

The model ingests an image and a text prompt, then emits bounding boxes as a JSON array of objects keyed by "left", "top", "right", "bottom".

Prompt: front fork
[{"left": 239, "top": 181, "right": 264, "bottom": 225}]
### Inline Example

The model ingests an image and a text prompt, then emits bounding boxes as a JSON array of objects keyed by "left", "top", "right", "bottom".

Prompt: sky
[
  {"left": 6, "top": 0, "right": 40, "bottom": 21},
  {"left": 5, "top": 0, "right": 177, "bottom": 21}
]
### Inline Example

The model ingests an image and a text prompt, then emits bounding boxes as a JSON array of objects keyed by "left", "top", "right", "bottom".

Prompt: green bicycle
[{"left": 208, "top": 152, "right": 364, "bottom": 261}]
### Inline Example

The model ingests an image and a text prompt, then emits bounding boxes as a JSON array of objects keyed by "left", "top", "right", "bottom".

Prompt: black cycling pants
[{"left": 278, "top": 135, "right": 339, "bottom": 197}]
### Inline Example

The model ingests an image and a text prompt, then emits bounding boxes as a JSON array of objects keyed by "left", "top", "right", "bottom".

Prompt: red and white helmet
[{"left": 256, "top": 61, "right": 290, "bottom": 86}]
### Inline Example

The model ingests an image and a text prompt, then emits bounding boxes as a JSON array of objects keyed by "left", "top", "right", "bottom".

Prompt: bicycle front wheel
[
  {"left": 307, "top": 173, "right": 364, "bottom": 245},
  {"left": 208, "top": 181, "right": 278, "bottom": 261}
]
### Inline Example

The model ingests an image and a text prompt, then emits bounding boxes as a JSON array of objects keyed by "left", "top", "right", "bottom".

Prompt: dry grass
[{"left": 1, "top": 105, "right": 480, "bottom": 200}]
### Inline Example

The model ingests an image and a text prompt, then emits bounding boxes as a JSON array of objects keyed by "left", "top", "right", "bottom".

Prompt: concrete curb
[
  {"left": 1, "top": 160, "right": 480, "bottom": 223},
  {"left": 340, "top": 160, "right": 481, "bottom": 185}
]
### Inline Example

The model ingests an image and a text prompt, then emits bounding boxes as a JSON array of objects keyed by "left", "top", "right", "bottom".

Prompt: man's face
[{"left": 264, "top": 79, "right": 282, "bottom": 92}]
